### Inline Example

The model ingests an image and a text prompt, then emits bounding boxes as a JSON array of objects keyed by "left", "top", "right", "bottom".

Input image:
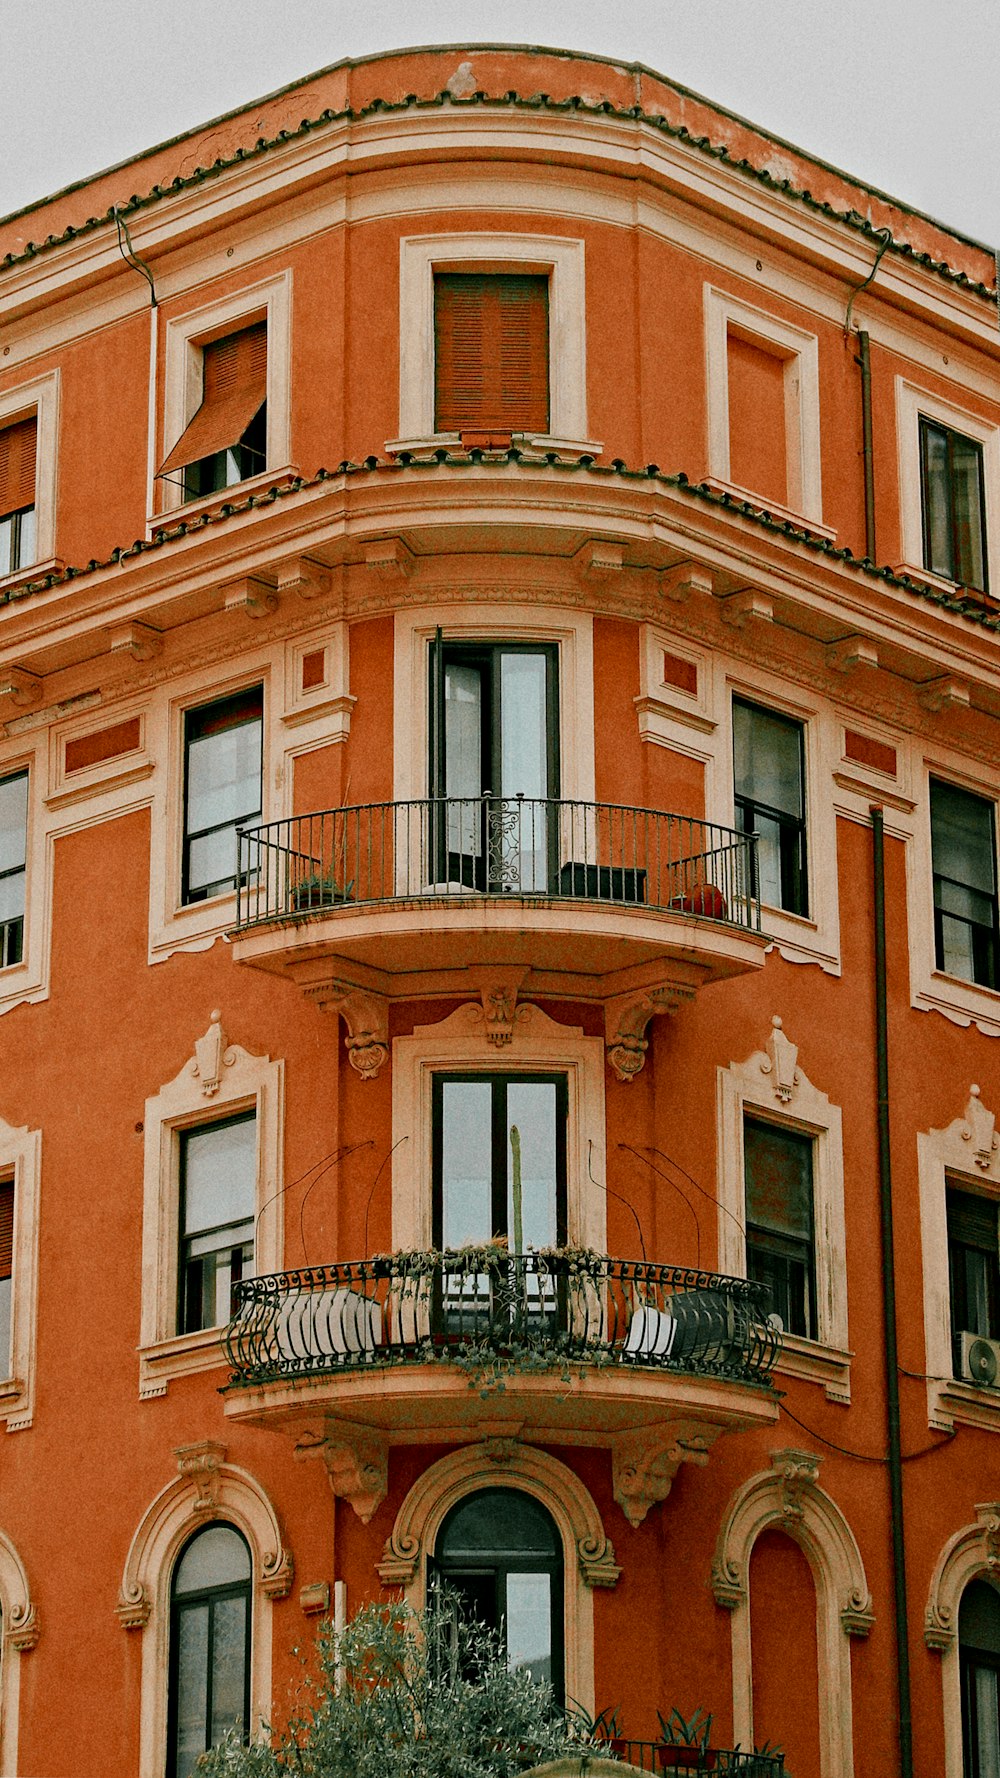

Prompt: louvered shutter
[
  {"left": 0, "top": 416, "right": 37, "bottom": 518},
  {"left": 0, "top": 1181, "right": 12, "bottom": 1283},
  {"left": 159, "top": 322, "right": 267, "bottom": 476},
  {"left": 434, "top": 274, "right": 549, "bottom": 435}
]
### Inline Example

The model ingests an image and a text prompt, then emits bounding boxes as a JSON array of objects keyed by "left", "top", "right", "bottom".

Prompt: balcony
[
  {"left": 597, "top": 1745, "right": 785, "bottom": 1775},
  {"left": 230, "top": 800, "right": 768, "bottom": 1075},
  {"left": 223, "top": 1249, "right": 780, "bottom": 1523}
]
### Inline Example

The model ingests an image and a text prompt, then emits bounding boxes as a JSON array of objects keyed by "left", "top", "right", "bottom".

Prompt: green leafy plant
[
  {"left": 657, "top": 1707, "right": 714, "bottom": 1752},
  {"left": 197, "top": 1592, "right": 604, "bottom": 1778}
]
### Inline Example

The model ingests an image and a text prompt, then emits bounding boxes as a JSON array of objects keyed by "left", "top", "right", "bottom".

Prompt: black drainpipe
[
  {"left": 871, "top": 805, "right": 913, "bottom": 1778},
  {"left": 857, "top": 330, "right": 876, "bottom": 562}
]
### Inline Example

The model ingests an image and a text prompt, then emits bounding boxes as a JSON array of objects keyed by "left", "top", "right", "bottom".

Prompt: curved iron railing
[
  {"left": 224, "top": 1250, "right": 780, "bottom": 1389},
  {"left": 596, "top": 1743, "right": 785, "bottom": 1775},
  {"left": 234, "top": 797, "right": 760, "bottom": 934}
]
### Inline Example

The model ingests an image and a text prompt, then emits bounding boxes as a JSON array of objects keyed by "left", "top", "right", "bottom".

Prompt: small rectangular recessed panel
[{"left": 65, "top": 717, "right": 142, "bottom": 774}]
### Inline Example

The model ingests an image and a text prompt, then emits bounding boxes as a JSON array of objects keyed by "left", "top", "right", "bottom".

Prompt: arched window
[
  {"left": 960, "top": 1579, "right": 1000, "bottom": 1778},
  {"left": 433, "top": 1489, "right": 564, "bottom": 1702},
  {"left": 168, "top": 1523, "right": 251, "bottom": 1778}
]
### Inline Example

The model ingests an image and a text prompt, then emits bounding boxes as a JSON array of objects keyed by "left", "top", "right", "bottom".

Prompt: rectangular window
[
  {"left": 160, "top": 322, "right": 267, "bottom": 501},
  {"left": 948, "top": 1186, "right": 1000, "bottom": 1376},
  {"left": 0, "top": 770, "right": 28, "bottom": 968},
  {"left": 429, "top": 639, "right": 558, "bottom": 891},
  {"left": 179, "top": 1112, "right": 256, "bottom": 1333},
  {"left": 434, "top": 273, "right": 549, "bottom": 437},
  {"left": 0, "top": 415, "right": 37, "bottom": 576},
  {"left": 744, "top": 1115, "right": 816, "bottom": 1339},
  {"left": 930, "top": 779, "right": 999, "bottom": 989},
  {"left": 920, "top": 416, "right": 988, "bottom": 593},
  {"left": 733, "top": 698, "right": 807, "bottom": 915},
  {"left": 0, "top": 1174, "right": 12, "bottom": 1376},
  {"left": 182, "top": 687, "right": 263, "bottom": 905}
]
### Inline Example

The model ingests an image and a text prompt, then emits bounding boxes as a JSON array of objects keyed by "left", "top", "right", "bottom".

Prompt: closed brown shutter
[
  {"left": 434, "top": 274, "right": 549, "bottom": 435},
  {"left": 0, "top": 416, "right": 37, "bottom": 518},
  {"left": 159, "top": 322, "right": 267, "bottom": 476},
  {"left": 0, "top": 1181, "right": 13, "bottom": 1283}
]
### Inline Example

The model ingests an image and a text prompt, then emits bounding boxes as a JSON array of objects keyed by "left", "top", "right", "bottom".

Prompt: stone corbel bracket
[
  {"left": 826, "top": 634, "right": 878, "bottom": 675},
  {"left": 275, "top": 556, "right": 331, "bottom": 601},
  {"left": 605, "top": 983, "right": 695, "bottom": 1081},
  {"left": 718, "top": 587, "right": 774, "bottom": 629},
  {"left": 307, "top": 980, "right": 390, "bottom": 1080},
  {"left": 175, "top": 1439, "right": 229, "bottom": 1513},
  {"left": 110, "top": 620, "right": 162, "bottom": 662},
  {"left": 613, "top": 1423, "right": 720, "bottom": 1526},
  {"left": 296, "top": 1428, "right": 388, "bottom": 1524},
  {"left": 223, "top": 574, "right": 279, "bottom": 620},
  {"left": 576, "top": 539, "right": 625, "bottom": 586},
  {"left": 364, "top": 539, "right": 413, "bottom": 581},
  {"left": 0, "top": 666, "right": 42, "bottom": 707},
  {"left": 918, "top": 675, "right": 971, "bottom": 713},
  {"left": 659, "top": 562, "right": 714, "bottom": 604},
  {"left": 7, "top": 1601, "right": 40, "bottom": 1652}
]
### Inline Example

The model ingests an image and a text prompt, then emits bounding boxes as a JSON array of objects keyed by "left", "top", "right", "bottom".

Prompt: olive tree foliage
[{"left": 199, "top": 1594, "right": 604, "bottom": 1778}]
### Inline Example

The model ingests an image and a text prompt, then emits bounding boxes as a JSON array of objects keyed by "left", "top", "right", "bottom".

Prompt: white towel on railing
[
  {"left": 623, "top": 1302, "right": 677, "bottom": 1358},
  {"left": 273, "top": 1288, "right": 382, "bottom": 1361}
]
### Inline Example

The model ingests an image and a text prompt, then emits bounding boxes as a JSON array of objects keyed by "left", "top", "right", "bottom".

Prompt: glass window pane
[
  {"left": 744, "top": 1117, "right": 813, "bottom": 1240},
  {"left": 952, "top": 431, "right": 987, "bottom": 591},
  {"left": 210, "top": 1595, "right": 248, "bottom": 1741},
  {"left": 505, "top": 1572, "right": 552, "bottom": 1683},
  {"left": 931, "top": 781, "right": 996, "bottom": 896},
  {"left": 0, "top": 773, "right": 28, "bottom": 875},
  {"left": 187, "top": 719, "right": 262, "bottom": 836},
  {"left": 445, "top": 663, "right": 483, "bottom": 800},
  {"left": 0, "top": 516, "right": 11, "bottom": 577},
  {"left": 441, "top": 1081, "right": 492, "bottom": 1247},
  {"left": 174, "top": 1526, "right": 251, "bottom": 1596},
  {"left": 187, "top": 822, "right": 251, "bottom": 897},
  {"left": 733, "top": 701, "right": 803, "bottom": 817},
  {"left": 961, "top": 1581, "right": 1000, "bottom": 1653},
  {"left": 500, "top": 654, "right": 547, "bottom": 800},
  {"left": 174, "top": 1602, "right": 210, "bottom": 1778},
  {"left": 440, "top": 1489, "right": 559, "bottom": 1559},
  {"left": 0, "top": 876, "right": 25, "bottom": 926},
  {"left": 183, "top": 1117, "right": 256, "bottom": 1239},
  {"left": 17, "top": 505, "right": 36, "bottom": 569},
  {"left": 921, "top": 420, "right": 953, "bottom": 577},
  {"left": 506, "top": 1082, "right": 557, "bottom": 1251},
  {"left": 975, "top": 1665, "right": 1000, "bottom": 1778}
]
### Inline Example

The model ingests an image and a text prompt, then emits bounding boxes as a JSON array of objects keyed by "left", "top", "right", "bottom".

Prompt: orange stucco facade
[{"left": 0, "top": 42, "right": 998, "bottom": 1778}]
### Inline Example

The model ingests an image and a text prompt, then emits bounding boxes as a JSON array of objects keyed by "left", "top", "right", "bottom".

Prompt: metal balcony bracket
[
  {"left": 295, "top": 1427, "right": 388, "bottom": 1524},
  {"left": 469, "top": 966, "right": 529, "bottom": 1048},
  {"left": 306, "top": 979, "right": 390, "bottom": 1080},
  {"left": 604, "top": 984, "right": 695, "bottom": 1082},
  {"left": 612, "top": 1422, "right": 720, "bottom": 1527},
  {"left": 222, "top": 575, "right": 279, "bottom": 620}
]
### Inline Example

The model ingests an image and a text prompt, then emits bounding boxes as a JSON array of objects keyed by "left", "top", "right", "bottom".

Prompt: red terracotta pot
[
  {"left": 676, "top": 883, "right": 728, "bottom": 920},
  {"left": 657, "top": 1750, "right": 717, "bottom": 1772}
]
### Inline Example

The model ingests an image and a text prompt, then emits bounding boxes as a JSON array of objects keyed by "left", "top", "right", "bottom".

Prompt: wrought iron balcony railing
[
  {"left": 596, "top": 1742, "right": 785, "bottom": 1774},
  {"left": 224, "top": 1249, "right": 780, "bottom": 1390},
  {"left": 234, "top": 797, "right": 760, "bottom": 934}
]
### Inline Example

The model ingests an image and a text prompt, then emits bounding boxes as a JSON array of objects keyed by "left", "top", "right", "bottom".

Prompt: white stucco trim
[
  {"left": 895, "top": 377, "right": 1000, "bottom": 593},
  {"left": 917, "top": 1086, "right": 1000, "bottom": 1432},
  {"left": 704, "top": 286, "right": 824, "bottom": 526},
  {"left": 925, "top": 1503, "right": 1000, "bottom": 1778}
]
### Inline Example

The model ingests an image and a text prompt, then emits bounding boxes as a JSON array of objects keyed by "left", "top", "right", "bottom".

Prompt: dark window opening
[
  {"left": 428, "top": 637, "right": 559, "bottom": 891},
  {"left": 182, "top": 687, "right": 263, "bottom": 905},
  {"left": 0, "top": 1174, "right": 12, "bottom": 1377},
  {"left": 431, "top": 1488, "right": 564, "bottom": 1704},
  {"left": 744, "top": 1114, "right": 816, "bottom": 1339},
  {"left": 960, "top": 1579, "right": 1000, "bottom": 1778},
  {"left": 179, "top": 1113, "right": 256, "bottom": 1334},
  {"left": 931, "top": 779, "right": 999, "bottom": 990},
  {"left": 0, "top": 770, "right": 28, "bottom": 968},
  {"left": 948, "top": 1186, "right": 1000, "bottom": 1380},
  {"left": 733, "top": 698, "right": 807, "bottom": 916},
  {"left": 168, "top": 1524, "right": 251, "bottom": 1778},
  {"left": 920, "top": 416, "right": 988, "bottom": 594},
  {"left": 158, "top": 323, "right": 267, "bottom": 501}
]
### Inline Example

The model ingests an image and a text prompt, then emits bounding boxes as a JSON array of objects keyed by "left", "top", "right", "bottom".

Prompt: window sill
[
  {"left": 701, "top": 477, "right": 836, "bottom": 541},
  {"left": 927, "top": 1374, "right": 1000, "bottom": 1434},
  {"left": 385, "top": 434, "right": 604, "bottom": 461},
  {"left": 759, "top": 903, "right": 840, "bottom": 977},
  {"left": 147, "top": 463, "right": 301, "bottom": 536},
  {"left": 151, "top": 890, "right": 238, "bottom": 963},
  {"left": 913, "top": 968, "right": 1000, "bottom": 1040},
  {"left": 139, "top": 1326, "right": 227, "bottom": 1399},
  {"left": 774, "top": 1333, "right": 852, "bottom": 1404},
  {"left": 892, "top": 560, "right": 995, "bottom": 604},
  {"left": 0, "top": 555, "right": 64, "bottom": 593}
]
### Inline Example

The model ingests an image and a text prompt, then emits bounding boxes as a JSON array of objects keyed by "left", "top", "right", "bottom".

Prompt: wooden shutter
[
  {"left": 434, "top": 274, "right": 549, "bottom": 435},
  {"left": 0, "top": 1181, "right": 13, "bottom": 1283},
  {"left": 159, "top": 322, "right": 267, "bottom": 475},
  {"left": 0, "top": 416, "right": 37, "bottom": 518}
]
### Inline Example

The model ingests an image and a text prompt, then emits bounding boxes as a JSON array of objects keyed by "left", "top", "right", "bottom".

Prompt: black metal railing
[
  {"left": 224, "top": 1250, "right": 780, "bottom": 1390},
  {"left": 234, "top": 798, "right": 760, "bottom": 935},
  {"left": 596, "top": 1743, "right": 785, "bottom": 1774}
]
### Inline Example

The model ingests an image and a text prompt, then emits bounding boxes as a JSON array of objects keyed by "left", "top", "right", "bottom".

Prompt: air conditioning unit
[{"left": 959, "top": 1331, "right": 1000, "bottom": 1387}]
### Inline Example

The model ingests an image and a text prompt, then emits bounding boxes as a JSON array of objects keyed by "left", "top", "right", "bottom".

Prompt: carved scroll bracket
[
  {"left": 306, "top": 981, "right": 390, "bottom": 1080},
  {"left": 7, "top": 1602, "right": 40, "bottom": 1651},
  {"left": 468, "top": 967, "right": 529, "bottom": 1048},
  {"left": 918, "top": 675, "right": 971, "bottom": 713},
  {"left": 175, "top": 1440, "right": 228, "bottom": 1513},
  {"left": 718, "top": 588, "right": 774, "bottom": 629},
  {"left": 364, "top": 539, "right": 413, "bottom": 582},
  {"left": 0, "top": 666, "right": 42, "bottom": 708},
  {"left": 110, "top": 620, "right": 162, "bottom": 662},
  {"left": 769, "top": 1446, "right": 822, "bottom": 1521},
  {"left": 612, "top": 1423, "right": 719, "bottom": 1526},
  {"left": 604, "top": 984, "right": 695, "bottom": 1082},
  {"left": 295, "top": 1428, "right": 388, "bottom": 1523}
]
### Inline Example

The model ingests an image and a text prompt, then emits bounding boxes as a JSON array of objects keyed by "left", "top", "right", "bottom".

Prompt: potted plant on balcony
[
  {"left": 291, "top": 873, "right": 354, "bottom": 911},
  {"left": 656, "top": 1707, "right": 717, "bottom": 1770}
]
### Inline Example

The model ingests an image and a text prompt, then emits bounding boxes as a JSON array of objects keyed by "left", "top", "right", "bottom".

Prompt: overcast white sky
[{"left": 3, "top": 0, "right": 999, "bottom": 250}]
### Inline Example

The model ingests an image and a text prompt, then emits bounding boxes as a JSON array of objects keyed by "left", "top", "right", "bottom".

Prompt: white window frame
[
  {"left": 717, "top": 1022, "right": 850, "bottom": 1402},
  {"left": 138, "top": 1014, "right": 283, "bottom": 1399},
  {"left": 917, "top": 1087, "right": 1000, "bottom": 1433},
  {"left": 895, "top": 378, "right": 1000, "bottom": 591},
  {"left": 704, "top": 287, "right": 826, "bottom": 530},
  {"left": 0, "top": 370, "right": 60, "bottom": 583},
  {"left": 391, "top": 233, "right": 600, "bottom": 455},
  {"left": 392, "top": 603, "right": 595, "bottom": 810},
  {"left": 0, "top": 1526, "right": 38, "bottom": 1770},
  {"left": 391, "top": 1002, "right": 606, "bottom": 1256},
  {"left": 907, "top": 751, "right": 1000, "bottom": 1038},
  {"left": 0, "top": 1114, "right": 41, "bottom": 1433},
  {"left": 153, "top": 272, "right": 293, "bottom": 524}
]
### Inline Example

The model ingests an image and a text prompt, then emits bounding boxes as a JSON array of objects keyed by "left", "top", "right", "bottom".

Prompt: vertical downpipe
[
  {"left": 857, "top": 330, "right": 877, "bottom": 562},
  {"left": 871, "top": 805, "right": 913, "bottom": 1778}
]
